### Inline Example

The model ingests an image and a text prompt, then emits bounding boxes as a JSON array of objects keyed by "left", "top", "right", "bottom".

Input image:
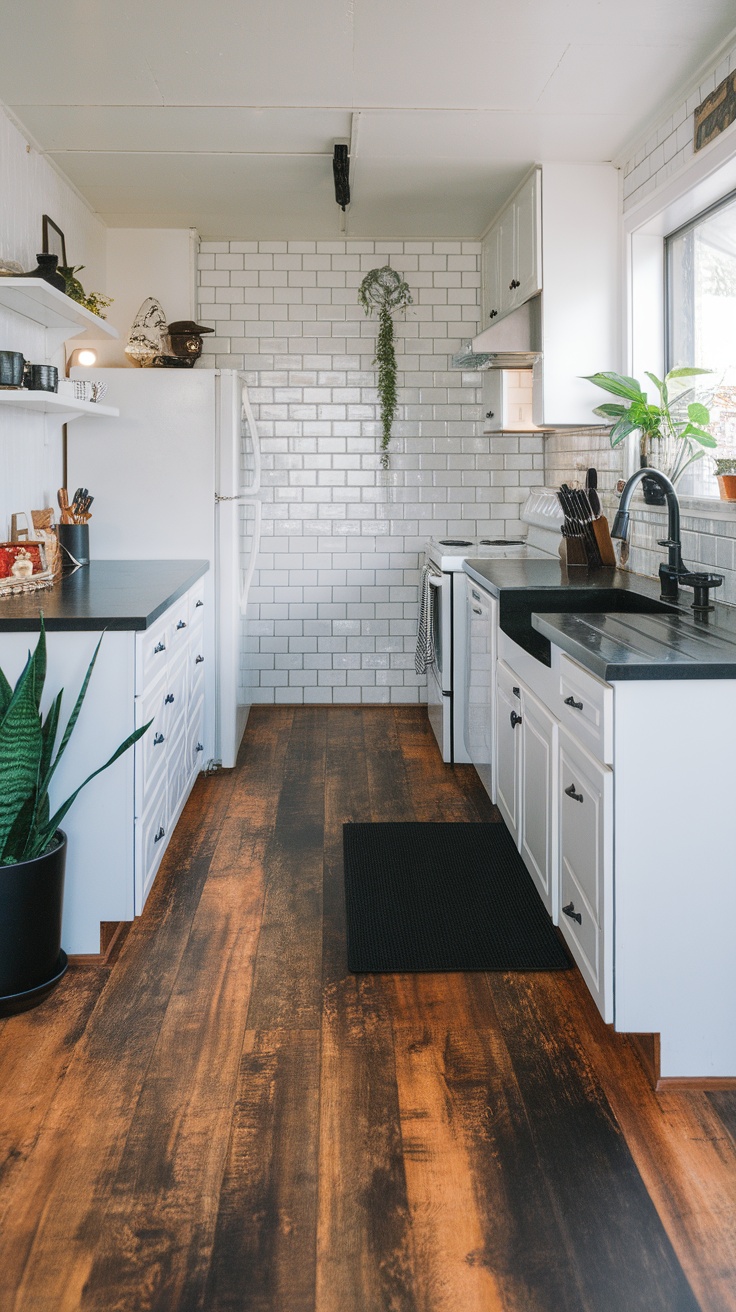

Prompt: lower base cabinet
[
  {"left": 557, "top": 727, "right": 613, "bottom": 1022},
  {"left": 495, "top": 661, "right": 522, "bottom": 843}
]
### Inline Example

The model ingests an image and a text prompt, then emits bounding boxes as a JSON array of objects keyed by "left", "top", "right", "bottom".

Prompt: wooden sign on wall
[{"left": 694, "top": 72, "right": 736, "bottom": 152}]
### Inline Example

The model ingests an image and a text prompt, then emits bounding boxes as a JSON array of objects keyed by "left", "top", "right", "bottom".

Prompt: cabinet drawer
[
  {"left": 167, "top": 716, "right": 189, "bottom": 822},
  {"left": 135, "top": 773, "right": 169, "bottom": 914},
  {"left": 187, "top": 691, "right": 206, "bottom": 779},
  {"left": 558, "top": 653, "right": 612, "bottom": 765},
  {"left": 188, "top": 576, "right": 206, "bottom": 618},
  {"left": 559, "top": 861, "right": 603, "bottom": 1001},
  {"left": 166, "top": 644, "right": 189, "bottom": 740},
  {"left": 190, "top": 641, "right": 206, "bottom": 698},
  {"left": 135, "top": 668, "right": 170, "bottom": 812},
  {"left": 136, "top": 616, "right": 170, "bottom": 689}
]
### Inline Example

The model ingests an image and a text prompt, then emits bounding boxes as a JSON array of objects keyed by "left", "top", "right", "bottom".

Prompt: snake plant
[
  {"left": 358, "top": 266, "right": 413, "bottom": 468},
  {"left": 0, "top": 622, "right": 150, "bottom": 865}
]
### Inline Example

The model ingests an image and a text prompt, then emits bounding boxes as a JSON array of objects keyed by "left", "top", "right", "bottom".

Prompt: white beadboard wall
[
  {"left": 198, "top": 238, "right": 545, "bottom": 704},
  {"left": 0, "top": 105, "right": 107, "bottom": 537}
]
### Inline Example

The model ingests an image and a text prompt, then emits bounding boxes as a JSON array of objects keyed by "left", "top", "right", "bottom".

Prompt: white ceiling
[{"left": 3, "top": 0, "right": 736, "bottom": 238}]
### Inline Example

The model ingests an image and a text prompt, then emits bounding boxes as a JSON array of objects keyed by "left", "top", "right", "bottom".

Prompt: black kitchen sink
[{"left": 499, "top": 587, "right": 680, "bottom": 665}]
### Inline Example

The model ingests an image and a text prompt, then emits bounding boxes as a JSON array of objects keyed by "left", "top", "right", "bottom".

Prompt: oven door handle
[{"left": 428, "top": 574, "right": 443, "bottom": 587}]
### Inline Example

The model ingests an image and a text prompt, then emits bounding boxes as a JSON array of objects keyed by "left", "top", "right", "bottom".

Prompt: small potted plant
[
  {"left": 714, "top": 458, "right": 736, "bottom": 501},
  {"left": 584, "top": 367, "right": 716, "bottom": 503},
  {"left": 0, "top": 622, "right": 150, "bottom": 1014}
]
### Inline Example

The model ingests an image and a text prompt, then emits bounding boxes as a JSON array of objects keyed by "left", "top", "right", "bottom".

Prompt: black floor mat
[{"left": 343, "top": 821, "right": 570, "bottom": 972}]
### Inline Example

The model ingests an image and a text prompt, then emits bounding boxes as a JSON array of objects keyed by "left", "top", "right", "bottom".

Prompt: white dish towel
[{"left": 415, "top": 563, "right": 436, "bottom": 674}]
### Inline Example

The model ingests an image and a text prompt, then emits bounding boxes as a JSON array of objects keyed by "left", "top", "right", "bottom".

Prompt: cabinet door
[
  {"left": 498, "top": 210, "right": 516, "bottom": 316},
  {"left": 465, "top": 578, "right": 496, "bottom": 800},
  {"left": 495, "top": 661, "right": 521, "bottom": 842},
  {"left": 481, "top": 224, "right": 502, "bottom": 326},
  {"left": 513, "top": 170, "right": 542, "bottom": 305},
  {"left": 520, "top": 686, "right": 557, "bottom": 917},
  {"left": 558, "top": 728, "right": 613, "bottom": 1022}
]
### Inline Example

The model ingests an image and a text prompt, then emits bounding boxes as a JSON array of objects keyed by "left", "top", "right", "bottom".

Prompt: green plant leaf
[
  {"left": 583, "top": 372, "right": 644, "bottom": 402},
  {"left": 0, "top": 668, "right": 12, "bottom": 721},
  {"left": 665, "top": 367, "right": 712, "bottom": 380},
  {"left": 609, "top": 417, "right": 637, "bottom": 446},
  {"left": 31, "top": 721, "right": 153, "bottom": 858},
  {"left": 0, "top": 643, "right": 44, "bottom": 861},
  {"left": 687, "top": 402, "right": 710, "bottom": 425},
  {"left": 680, "top": 424, "right": 717, "bottom": 448},
  {"left": 592, "top": 403, "right": 626, "bottom": 419}
]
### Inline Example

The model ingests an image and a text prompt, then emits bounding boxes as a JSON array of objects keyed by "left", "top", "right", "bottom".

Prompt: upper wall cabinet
[
  {"left": 477, "top": 164, "right": 620, "bottom": 428},
  {"left": 481, "top": 169, "right": 542, "bottom": 326}
]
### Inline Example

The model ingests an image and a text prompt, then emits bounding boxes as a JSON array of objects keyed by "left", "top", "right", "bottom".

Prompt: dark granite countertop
[
  {"left": 463, "top": 557, "right": 736, "bottom": 680},
  {"left": 0, "top": 560, "right": 209, "bottom": 632}
]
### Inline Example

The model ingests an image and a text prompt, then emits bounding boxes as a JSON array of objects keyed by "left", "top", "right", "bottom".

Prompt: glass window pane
[{"left": 666, "top": 191, "right": 736, "bottom": 497}]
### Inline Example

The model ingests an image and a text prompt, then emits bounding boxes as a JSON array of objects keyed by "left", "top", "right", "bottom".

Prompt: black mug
[
  {"left": 58, "top": 524, "right": 89, "bottom": 570},
  {"left": 28, "top": 364, "right": 58, "bottom": 393},
  {"left": 0, "top": 351, "right": 25, "bottom": 387}
]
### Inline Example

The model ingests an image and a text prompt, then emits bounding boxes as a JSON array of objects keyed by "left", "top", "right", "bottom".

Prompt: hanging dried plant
[{"left": 358, "top": 266, "right": 413, "bottom": 468}]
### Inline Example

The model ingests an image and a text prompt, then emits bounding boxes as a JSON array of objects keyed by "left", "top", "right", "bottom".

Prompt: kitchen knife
[{"left": 586, "top": 468, "right": 601, "bottom": 518}]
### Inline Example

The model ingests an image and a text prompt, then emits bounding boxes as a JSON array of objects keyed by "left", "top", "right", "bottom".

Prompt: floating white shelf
[
  {"left": 0, "top": 390, "right": 119, "bottom": 422},
  {"left": 0, "top": 278, "right": 118, "bottom": 348}
]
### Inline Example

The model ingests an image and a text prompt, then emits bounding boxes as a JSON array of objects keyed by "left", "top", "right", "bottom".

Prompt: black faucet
[{"left": 611, "top": 467, "right": 724, "bottom": 610}]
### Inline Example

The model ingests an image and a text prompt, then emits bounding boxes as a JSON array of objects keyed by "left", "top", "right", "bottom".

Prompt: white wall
[
  {"left": 197, "top": 238, "right": 546, "bottom": 704},
  {"left": 91, "top": 227, "right": 198, "bottom": 366},
  {"left": 0, "top": 105, "right": 107, "bottom": 536}
]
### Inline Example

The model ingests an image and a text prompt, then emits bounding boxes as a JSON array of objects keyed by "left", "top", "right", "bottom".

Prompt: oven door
[{"left": 426, "top": 567, "right": 452, "bottom": 760}]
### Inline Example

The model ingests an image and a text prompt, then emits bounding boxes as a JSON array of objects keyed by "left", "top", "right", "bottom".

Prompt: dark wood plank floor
[{"left": 1, "top": 706, "right": 735, "bottom": 1312}]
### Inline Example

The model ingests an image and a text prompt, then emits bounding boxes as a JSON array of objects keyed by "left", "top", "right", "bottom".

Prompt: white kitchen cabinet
[
  {"left": 481, "top": 169, "right": 541, "bottom": 327},
  {"left": 495, "top": 660, "right": 522, "bottom": 842},
  {"left": 558, "top": 726, "right": 613, "bottom": 1022},
  {"left": 476, "top": 163, "right": 619, "bottom": 426},
  {"left": 465, "top": 576, "right": 497, "bottom": 800},
  {"left": 519, "top": 685, "right": 558, "bottom": 918}
]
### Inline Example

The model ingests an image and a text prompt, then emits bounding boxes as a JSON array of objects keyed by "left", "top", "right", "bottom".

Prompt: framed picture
[{"left": 42, "top": 215, "right": 67, "bottom": 267}]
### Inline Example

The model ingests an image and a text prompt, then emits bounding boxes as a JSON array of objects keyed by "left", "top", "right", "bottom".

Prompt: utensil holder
[{"left": 58, "top": 524, "right": 89, "bottom": 571}]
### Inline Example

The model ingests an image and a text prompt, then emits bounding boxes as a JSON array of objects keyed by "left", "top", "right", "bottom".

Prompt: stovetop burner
[
  {"left": 439, "top": 539, "right": 473, "bottom": 547},
  {"left": 480, "top": 538, "right": 525, "bottom": 546}
]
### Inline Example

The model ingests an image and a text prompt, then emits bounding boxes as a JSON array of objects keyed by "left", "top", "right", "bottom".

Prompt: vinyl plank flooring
[{"left": 0, "top": 707, "right": 734, "bottom": 1312}]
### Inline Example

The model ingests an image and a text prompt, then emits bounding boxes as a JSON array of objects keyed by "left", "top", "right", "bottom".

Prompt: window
[{"left": 666, "top": 190, "right": 736, "bottom": 497}]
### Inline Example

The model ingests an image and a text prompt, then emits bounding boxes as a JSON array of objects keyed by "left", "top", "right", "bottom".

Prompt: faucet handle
[
  {"left": 657, "top": 538, "right": 678, "bottom": 548},
  {"left": 678, "top": 571, "right": 723, "bottom": 613}
]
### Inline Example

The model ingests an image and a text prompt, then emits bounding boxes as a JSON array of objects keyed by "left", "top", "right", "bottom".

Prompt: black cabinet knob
[
  {"left": 562, "top": 901, "right": 582, "bottom": 924},
  {"left": 510, "top": 710, "right": 522, "bottom": 729},
  {"left": 177, "top": 620, "right": 187, "bottom": 630},
  {"left": 154, "top": 641, "right": 166, "bottom": 654},
  {"left": 196, "top": 599, "right": 204, "bottom": 607},
  {"left": 564, "top": 695, "right": 583, "bottom": 710},
  {"left": 489, "top": 309, "right": 498, "bottom": 319},
  {"left": 154, "top": 732, "right": 165, "bottom": 746},
  {"left": 195, "top": 655, "right": 204, "bottom": 664},
  {"left": 564, "top": 782, "right": 583, "bottom": 803},
  {"left": 164, "top": 693, "right": 174, "bottom": 705},
  {"left": 486, "top": 410, "right": 494, "bottom": 419},
  {"left": 512, "top": 686, "right": 520, "bottom": 697},
  {"left": 154, "top": 826, "right": 165, "bottom": 843},
  {"left": 509, "top": 279, "right": 520, "bottom": 290},
  {"left": 196, "top": 743, "right": 204, "bottom": 752}
]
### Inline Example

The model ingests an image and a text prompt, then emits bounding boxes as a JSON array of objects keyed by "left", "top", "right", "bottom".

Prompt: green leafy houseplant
[
  {"left": 59, "top": 265, "right": 113, "bottom": 320},
  {"left": 584, "top": 367, "right": 716, "bottom": 485},
  {"left": 358, "top": 266, "right": 413, "bottom": 468},
  {"left": 1, "top": 622, "right": 149, "bottom": 866}
]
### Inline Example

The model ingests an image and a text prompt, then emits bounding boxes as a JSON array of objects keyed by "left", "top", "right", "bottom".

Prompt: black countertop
[
  {"left": 0, "top": 560, "right": 209, "bottom": 632},
  {"left": 463, "top": 557, "right": 736, "bottom": 680}
]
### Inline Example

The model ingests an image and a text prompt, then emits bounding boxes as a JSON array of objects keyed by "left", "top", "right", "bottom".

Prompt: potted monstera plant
[{"left": 0, "top": 622, "right": 149, "bottom": 1014}]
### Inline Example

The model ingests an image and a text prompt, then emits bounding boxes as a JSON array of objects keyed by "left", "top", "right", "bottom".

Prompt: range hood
[{"left": 452, "top": 297, "right": 542, "bottom": 370}]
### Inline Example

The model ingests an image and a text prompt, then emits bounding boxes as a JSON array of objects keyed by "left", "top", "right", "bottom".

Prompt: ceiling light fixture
[{"left": 333, "top": 143, "right": 350, "bottom": 211}]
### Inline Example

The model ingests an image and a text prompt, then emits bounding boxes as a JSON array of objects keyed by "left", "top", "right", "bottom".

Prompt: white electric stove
[{"left": 424, "top": 489, "right": 563, "bottom": 762}]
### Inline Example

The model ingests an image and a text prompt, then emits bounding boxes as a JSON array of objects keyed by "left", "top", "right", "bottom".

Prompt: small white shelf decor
[
  {"left": 0, "top": 278, "right": 118, "bottom": 352},
  {"left": 0, "top": 391, "right": 119, "bottom": 422}
]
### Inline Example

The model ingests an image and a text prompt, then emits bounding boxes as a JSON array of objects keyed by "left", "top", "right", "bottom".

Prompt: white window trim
[{"left": 625, "top": 119, "right": 736, "bottom": 516}]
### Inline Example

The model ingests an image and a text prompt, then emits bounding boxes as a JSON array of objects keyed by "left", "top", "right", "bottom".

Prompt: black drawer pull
[
  {"left": 471, "top": 589, "right": 480, "bottom": 600},
  {"left": 164, "top": 693, "right": 174, "bottom": 705},
  {"left": 510, "top": 711, "right": 522, "bottom": 729},
  {"left": 565, "top": 782, "right": 583, "bottom": 803},
  {"left": 195, "top": 654, "right": 204, "bottom": 664},
  {"left": 195, "top": 599, "right": 204, "bottom": 607},
  {"left": 512, "top": 686, "right": 520, "bottom": 697},
  {"left": 154, "top": 641, "right": 166, "bottom": 654},
  {"left": 489, "top": 309, "right": 498, "bottom": 319},
  {"left": 562, "top": 901, "right": 582, "bottom": 924},
  {"left": 177, "top": 619, "right": 187, "bottom": 630},
  {"left": 472, "top": 606, "right": 482, "bottom": 615},
  {"left": 196, "top": 742, "right": 204, "bottom": 752},
  {"left": 564, "top": 695, "right": 584, "bottom": 710},
  {"left": 509, "top": 278, "right": 520, "bottom": 290},
  {"left": 153, "top": 732, "right": 165, "bottom": 746},
  {"left": 154, "top": 826, "right": 165, "bottom": 843}
]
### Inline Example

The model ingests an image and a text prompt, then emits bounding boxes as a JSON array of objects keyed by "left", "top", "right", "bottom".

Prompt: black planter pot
[{"left": 0, "top": 831, "right": 68, "bottom": 1016}]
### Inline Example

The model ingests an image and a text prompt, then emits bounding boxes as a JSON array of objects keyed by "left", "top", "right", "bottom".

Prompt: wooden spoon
[{"left": 57, "top": 487, "right": 73, "bottom": 524}]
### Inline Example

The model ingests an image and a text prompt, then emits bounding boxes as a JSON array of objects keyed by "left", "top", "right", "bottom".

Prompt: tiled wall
[
  {"left": 622, "top": 36, "right": 736, "bottom": 211},
  {"left": 0, "top": 106, "right": 107, "bottom": 536},
  {"left": 197, "top": 239, "right": 545, "bottom": 704}
]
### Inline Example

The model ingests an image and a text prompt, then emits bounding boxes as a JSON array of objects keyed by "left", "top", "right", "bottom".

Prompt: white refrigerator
[{"left": 68, "top": 367, "right": 262, "bottom": 768}]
